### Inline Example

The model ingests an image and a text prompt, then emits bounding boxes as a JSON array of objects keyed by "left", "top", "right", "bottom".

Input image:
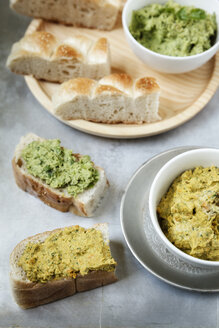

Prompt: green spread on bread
[
  {"left": 21, "top": 139, "right": 99, "bottom": 197},
  {"left": 18, "top": 226, "right": 117, "bottom": 283},
  {"left": 157, "top": 166, "right": 219, "bottom": 260},
  {"left": 129, "top": 0, "right": 217, "bottom": 57}
]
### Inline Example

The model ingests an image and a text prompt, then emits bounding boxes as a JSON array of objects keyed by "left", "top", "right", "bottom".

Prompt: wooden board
[{"left": 24, "top": 19, "right": 219, "bottom": 139}]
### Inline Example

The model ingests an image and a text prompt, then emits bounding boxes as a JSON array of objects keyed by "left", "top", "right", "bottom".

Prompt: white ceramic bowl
[
  {"left": 149, "top": 148, "right": 219, "bottom": 268},
  {"left": 122, "top": 0, "right": 219, "bottom": 74}
]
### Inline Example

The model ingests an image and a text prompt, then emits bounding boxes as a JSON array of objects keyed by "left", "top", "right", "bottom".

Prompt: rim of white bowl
[
  {"left": 122, "top": 0, "right": 219, "bottom": 61},
  {"left": 149, "top": 148, "right": 219, "bottom": 266}
]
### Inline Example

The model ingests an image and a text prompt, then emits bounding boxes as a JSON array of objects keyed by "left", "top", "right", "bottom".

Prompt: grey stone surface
[{"left": 0, "top": 2, "right": 219, "bottom": 327}]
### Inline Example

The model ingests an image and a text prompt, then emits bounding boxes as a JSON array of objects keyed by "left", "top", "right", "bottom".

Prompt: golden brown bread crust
[
  {"left": 135, "top": 77, "right": 160, "bottom": 94},
  {"left": 55, "top": 44, "right": 83, "bottom": 60},
  {"left": 64, "top": 78, "right": 97, "bottom": 96},
  {"left": 60, "top": 74, "right": 160, "bottom": 96},
  {"left": 92, "top": 38, "right": 108, "bottom": 54},
  {"left": 102, "top": 73, "right": 133, "bottom": 90},
  {"left": 25, "top": 31, "right": 57, "bottom": 56},
  {"left": 95, "top": 85, "right": 124, "bottom": 95},
  {"left": 12, "top": 157, "right": 87, "bottom": 216}
]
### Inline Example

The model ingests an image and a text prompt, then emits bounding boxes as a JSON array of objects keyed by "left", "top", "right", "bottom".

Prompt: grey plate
[{"left": 120, "top": 147, "right": 219, "bottom": 292}]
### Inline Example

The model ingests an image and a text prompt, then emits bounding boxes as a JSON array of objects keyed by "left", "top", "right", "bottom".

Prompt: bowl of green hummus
[
  {"left": 122, "top": 0, "right": 219, "bottom": 73},
  {"left": 149, "top": 148, "right": 219, "bottom": 267}
]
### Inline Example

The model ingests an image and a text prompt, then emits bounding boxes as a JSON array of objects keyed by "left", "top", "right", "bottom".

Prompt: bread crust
[
  {"left": 12, "top": 134, "right": 109, "bottom": 217},
  {"left": 12, "top": 271, "right": 117, "bottom": 309},
  {"left": 12, "top": 157, "right": 76, "bottom": 213},
  {"left": 135, "top": 77, "right": 160, "bottom": 95},
  {"left": 10, "top": 224, "right": 117, "bottom": 309},
  {"left": 11, "top": 277, "right": 77, "bottom": 309}
]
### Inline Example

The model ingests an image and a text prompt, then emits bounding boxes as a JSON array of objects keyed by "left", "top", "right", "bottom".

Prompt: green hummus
[
  {"left": 21, "top": 139, "right": 99, "bottom": 197},
  {"left": 129, "top": 0, "right": 217, "bottom": 57},
  {"left": 157, "top": 166, "right": 219, "bottom": 261},
  {"left": 18, "top": 226, "right": 117, "bottom": 283}
]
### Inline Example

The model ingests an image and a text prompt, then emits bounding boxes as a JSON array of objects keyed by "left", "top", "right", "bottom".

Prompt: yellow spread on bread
[{"left": 18, "top": 226, "right": 117, "bottom": 283}]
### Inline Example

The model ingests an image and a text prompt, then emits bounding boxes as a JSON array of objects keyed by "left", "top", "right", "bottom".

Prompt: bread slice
[
  {"left": 12, "top": 133, "right": 108, "bottom": 217},
  {"left": 52, "top": 73, "right": 161, "bottom": 124},
  {"left": 10, "top": 0, "right": 120, "bottom": 31},
  {"left": 10, "top": 223, "right": 117, "bottom": 309},
  {"left": 6, "top": 31, "right": 111, "bottom": 83}
]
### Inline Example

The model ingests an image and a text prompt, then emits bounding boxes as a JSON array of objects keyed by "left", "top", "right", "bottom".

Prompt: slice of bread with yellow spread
[
  {"left": 10, "top": 223, "right": 117, "bottom": 308},
  {"left": 12, "top": 133, "right": 108, "bottom": 217}
]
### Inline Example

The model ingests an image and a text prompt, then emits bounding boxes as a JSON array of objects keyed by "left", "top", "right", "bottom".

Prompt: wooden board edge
[{"left": 24, "top": 19, "right": 219, "bottom": 139}]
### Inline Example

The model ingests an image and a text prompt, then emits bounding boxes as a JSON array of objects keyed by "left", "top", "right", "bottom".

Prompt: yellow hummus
[
  {"left": 157, "top": 166, "right": 219, "bottom": 261},
  {"left": 18, "top": 226, "right": 117, "bottom": 283}
]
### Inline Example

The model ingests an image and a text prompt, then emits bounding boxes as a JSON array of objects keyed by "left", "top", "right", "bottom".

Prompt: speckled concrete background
[{"left": 0, "top": 2, "right": 219, "bottom": 327}]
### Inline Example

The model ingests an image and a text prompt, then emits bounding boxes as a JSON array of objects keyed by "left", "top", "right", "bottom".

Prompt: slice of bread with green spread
[
  {"left": 12, "top": 133, "right": 108, "bottom": 217},
  {"left": 10, "top": 223, "right": 117, "bottom": 309}
]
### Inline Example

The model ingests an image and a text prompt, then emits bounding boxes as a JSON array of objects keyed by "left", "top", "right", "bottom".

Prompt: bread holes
[
  {"left": 62, "top": 70, "right": 70, "bottom": 75},
  {"left": 17, "top": 159, "right": 23, "bottom": 167},
  {"left": 81, "top": 7, "right": 89, "bottom": 13},
  {"left": 86, "top": 5, "right": 96, "bottom": 12}
]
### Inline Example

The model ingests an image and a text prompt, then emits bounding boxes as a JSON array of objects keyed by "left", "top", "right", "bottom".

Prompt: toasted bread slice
[
  {"left": 10, "top": 223, "right": 117, "bottom": 309},
  {"left": 12, "top": 133, "right": 108, "bottom": 217}
]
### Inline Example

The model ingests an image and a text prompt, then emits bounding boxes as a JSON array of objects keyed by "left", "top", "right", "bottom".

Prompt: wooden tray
[{"left": 25, "top": 19, "right": 219, "bottom": 139}]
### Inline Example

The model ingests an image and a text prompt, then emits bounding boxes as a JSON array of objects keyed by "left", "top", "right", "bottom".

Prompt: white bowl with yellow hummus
[
  {"left": 149, "top": 148, "right": 219, "bottom": 267},
  {"left": 122, "top": 0, "right": 219, "bottom": 73}
]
